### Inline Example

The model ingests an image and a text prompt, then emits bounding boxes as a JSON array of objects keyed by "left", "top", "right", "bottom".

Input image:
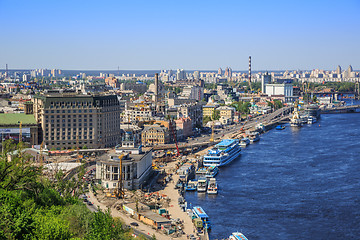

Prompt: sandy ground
[{"left": 87, "top": 188, "right": 170, "bottom": 240}]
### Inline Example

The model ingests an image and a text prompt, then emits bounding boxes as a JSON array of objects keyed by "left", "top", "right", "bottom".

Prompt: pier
[{"left": 320, "top": 104, "right": 360, "bottom": 114}]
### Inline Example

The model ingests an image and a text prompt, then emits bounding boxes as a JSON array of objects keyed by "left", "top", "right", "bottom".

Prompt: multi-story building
[
  {"left": 178, "top": 102, "right": 203, "bottom": 129},
  {"left": 141, "top": 125, "right": 170, "bottom": 146},
  {"left": 265, "top": 83, "right": 294, "bottom": 102},
  {"left": 33, "top": 93, "right": 121, "bottom": 149},
  {"left": 124, "top": 102, "right": 154, "bottom": 122},
  {"left": 202, "top": 104, "right": 216, "bottom": 118},
  {"left": 96, "top": 132, "right": 153, "bottom": 190},
  {"left": 181, "top": 85, "right": 204, "bottom": 101},
  {"left": 217, "top": 106, "right": 235, "bottom": 123},
  {"left": 175, "top": 117, "right": 192, "bottom": 138}
]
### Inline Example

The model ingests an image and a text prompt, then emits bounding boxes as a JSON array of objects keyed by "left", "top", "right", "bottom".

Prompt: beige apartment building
[
  {"left": 33, "top": 93, "right": 121, "bottom": 149},
  {"left": 141, "top": 125, "right": 170, "bottom": 146},
  {"left": 217, "top": 106, "right": 235, "bottom": 123}
]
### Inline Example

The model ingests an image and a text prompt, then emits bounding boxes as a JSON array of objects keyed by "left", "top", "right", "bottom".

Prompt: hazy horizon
[{"left": 1, "top": 0, "right": 359, "bottom": 70}]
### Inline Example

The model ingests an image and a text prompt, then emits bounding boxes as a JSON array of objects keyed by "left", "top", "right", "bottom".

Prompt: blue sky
[{"left": 0, "top": 0, "right": 359, "bottom": 70}]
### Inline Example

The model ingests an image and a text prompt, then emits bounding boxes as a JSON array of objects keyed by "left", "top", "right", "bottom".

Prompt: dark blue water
[{"left": 186, "top": 110, "right": 360, "bottom": 239}]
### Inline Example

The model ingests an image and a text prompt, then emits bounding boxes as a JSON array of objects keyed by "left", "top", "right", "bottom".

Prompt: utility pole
[{"left": 18, "top": 121, "right": 22, "bottom": 142}]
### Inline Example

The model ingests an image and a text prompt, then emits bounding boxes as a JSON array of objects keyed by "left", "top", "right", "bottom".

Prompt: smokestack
[
  {"left": 248, "top": 56, "right": 251, "bottom": 83},
  {"left": 154, "top": 73, "right": 159, "bottom": 114},
  {"left": 155, "top": 73, "right": 159, "bottom": 103}
]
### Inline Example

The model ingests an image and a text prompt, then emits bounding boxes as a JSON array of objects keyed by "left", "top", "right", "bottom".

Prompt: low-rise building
[
  {"left": 141, "top": 125, "right": 170, "bottom": 146},
  {"left": 96, "top": 134, "right": 153, "bottom": 190},
  {"left": 0, "top": 113, "right": 40, "bottom": 145}
]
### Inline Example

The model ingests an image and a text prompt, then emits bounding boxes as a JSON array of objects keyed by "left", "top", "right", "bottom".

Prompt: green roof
[{"left": 0, "top": 113, "right": 37, "bottom": 125}]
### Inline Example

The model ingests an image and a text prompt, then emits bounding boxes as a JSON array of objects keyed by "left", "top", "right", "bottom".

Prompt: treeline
[{"left": 0, "top": 141, "right": 138, "bottom": 240}]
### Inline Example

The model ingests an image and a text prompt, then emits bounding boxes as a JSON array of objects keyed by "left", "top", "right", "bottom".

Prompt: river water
[{"left": 185, "top": 102, "right": 360, "bottom": 239}]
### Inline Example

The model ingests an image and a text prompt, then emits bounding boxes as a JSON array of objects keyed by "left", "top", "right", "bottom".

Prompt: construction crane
[
  {"left": 115, "top": 154, "right": 125, "bottom": 198},
  {"left": 168, "top": 116, "right": 180, "bottom": 156},
  {"left": 209, "top": 121, "right": 215, "bottom": 142}
]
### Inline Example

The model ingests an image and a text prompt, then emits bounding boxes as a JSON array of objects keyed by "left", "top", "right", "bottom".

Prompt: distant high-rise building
[
  {"left": 336, "top": 65, "right": 342, "bottom": 75},
  {"left": 218, "top": 67, "right": 222, "bottom": 75},
  {"left": 346, "top": 65, "right": 353, "bottom": 77},
  {"left": 261, "top": 72, "right": 271, "bottom": 93},
  {"left": 193, "top": 71, "right": 200, "bottom": 80},
  {"left": 176, "top": 69, "right": 186, "bottom": 81},
  {"left": 224, "top": 67, "right": 232, "bottom": 78}
]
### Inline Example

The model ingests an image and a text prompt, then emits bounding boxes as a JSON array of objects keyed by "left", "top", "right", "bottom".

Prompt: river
[{"left": 185, "top": 101, "right": 360, "bottom": 239}]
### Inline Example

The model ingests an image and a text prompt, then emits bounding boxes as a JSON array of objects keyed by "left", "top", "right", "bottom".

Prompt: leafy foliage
[{"left": 0, "top": 141, "right": 134, "bottom": 240}]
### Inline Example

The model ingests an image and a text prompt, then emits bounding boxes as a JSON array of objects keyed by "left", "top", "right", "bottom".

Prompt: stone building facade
[{"left": 33, "top": 93, "right": 121, "bottom": 149}]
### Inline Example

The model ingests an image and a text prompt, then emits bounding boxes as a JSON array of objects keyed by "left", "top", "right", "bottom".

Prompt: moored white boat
[
  {"left": 207, "top": 178, "right": 218, "bottom": 194},
  {"left": 203, "top": 139, "right": 241, "bottom": 167},
  {"left": 240, "top": 137, "right": 250, "bottom": 147},
  {"left": 197, "top": 177, "right": 208, "bottom": 192},
  {"left": 229, "top": 232, "right": 248, "bottom": 240}
]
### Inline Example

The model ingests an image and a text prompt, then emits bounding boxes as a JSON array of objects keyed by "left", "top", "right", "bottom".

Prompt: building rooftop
[{"left": 0, "top": 113, "right": 37, "bottom": 125}]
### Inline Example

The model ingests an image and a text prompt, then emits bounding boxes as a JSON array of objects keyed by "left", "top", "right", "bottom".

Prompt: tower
[
  {"left": 5, "top": 64, "right": 8, "bottom": 79},
  {"left": 248, "top": 56, "right": 251, "bottom": 84},
  {"left": 154, "top": 73, "right": 159, "bottom": 103}
]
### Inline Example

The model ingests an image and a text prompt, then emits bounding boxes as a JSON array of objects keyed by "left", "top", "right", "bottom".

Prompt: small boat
[
  {"left": 249, "top": 132, "right": 260, "bottom": 143},
  {"left": 240, "top": 137, "right": 250, "bottom": 147},
  {"left": 229, "top": 232, "right": 248, "bottom": 240},
  {"left": 196, "top": 167, "right": 208, "bottom": 175},
  {"left": 207, "top": 178, "right": 218, "bottom": 194},
  {"left": 276, "top": 125, "right": 285, "bottom": 130},
  {"left": 175, "top": 179, "right": 184, "bottom": 189},
  {"left": 197, "top": 177, "right": 208, "bottom": 192},
  {"left": 255, "top": 123, "right": 265, "bottom": 133},
  {"left": 185, "top": 180, "right": 198, "bottom": 191},
  {"left": 205, "top": 165, "right": 219, "bottom": 178},
  {"left": 307, "top": 116, "right": 317, "bottom": 124}
]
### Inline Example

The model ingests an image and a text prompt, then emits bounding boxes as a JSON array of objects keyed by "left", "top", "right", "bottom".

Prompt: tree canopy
[{"left": 0, "top": 141, "right": 136, "bottom": 240}]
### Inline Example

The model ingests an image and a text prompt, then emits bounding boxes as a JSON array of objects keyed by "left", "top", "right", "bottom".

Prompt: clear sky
[{"left": 0, "top": 0, "right": 359, "bottom": 71}]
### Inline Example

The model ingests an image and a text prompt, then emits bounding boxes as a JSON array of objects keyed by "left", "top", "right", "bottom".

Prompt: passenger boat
[
  {"left": 307, "top": 116, "right": 317, "bottom": 124},
  {"left": 304, "top": 104, "right": 320, "bottom": 119},
  {"left": 177, "top": 163, "right": 195, "bottom": 182},
  {"left": 197, "top": 177, "right": 208, "bottom": 192},
  {"left": 300, "top": 115, "right": 308, "bottom": 125},
  {"left": 203, "top": 139, "right": 241, "bottom": 167},
  {"left": 276, "top": 125, "right": 285, "bottom": 130},
  {"left": 205, "top": 165, "right": 219, "bottom": 178},
  {"left": 229, "top": 232, "right": 248, "bottom": 240},
  {"left": 240, "top": 137, "right": 250, "bottom": 147},
  {"left": 207, "top": 178, "right": 218, "bottom": 194},
  {"left": 193, "top": 206, "right": 211, "bottom": 230},
  {"left": 185, "top": 180, "right": 198, "bottom": 191},
  {"left": 249, "top": 132, "right": 260, "bottom": 143}
]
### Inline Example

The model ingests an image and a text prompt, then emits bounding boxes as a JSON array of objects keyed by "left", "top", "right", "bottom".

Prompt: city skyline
[{"left": 1, "top": 0, "right": 359, "bottom": 70}]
